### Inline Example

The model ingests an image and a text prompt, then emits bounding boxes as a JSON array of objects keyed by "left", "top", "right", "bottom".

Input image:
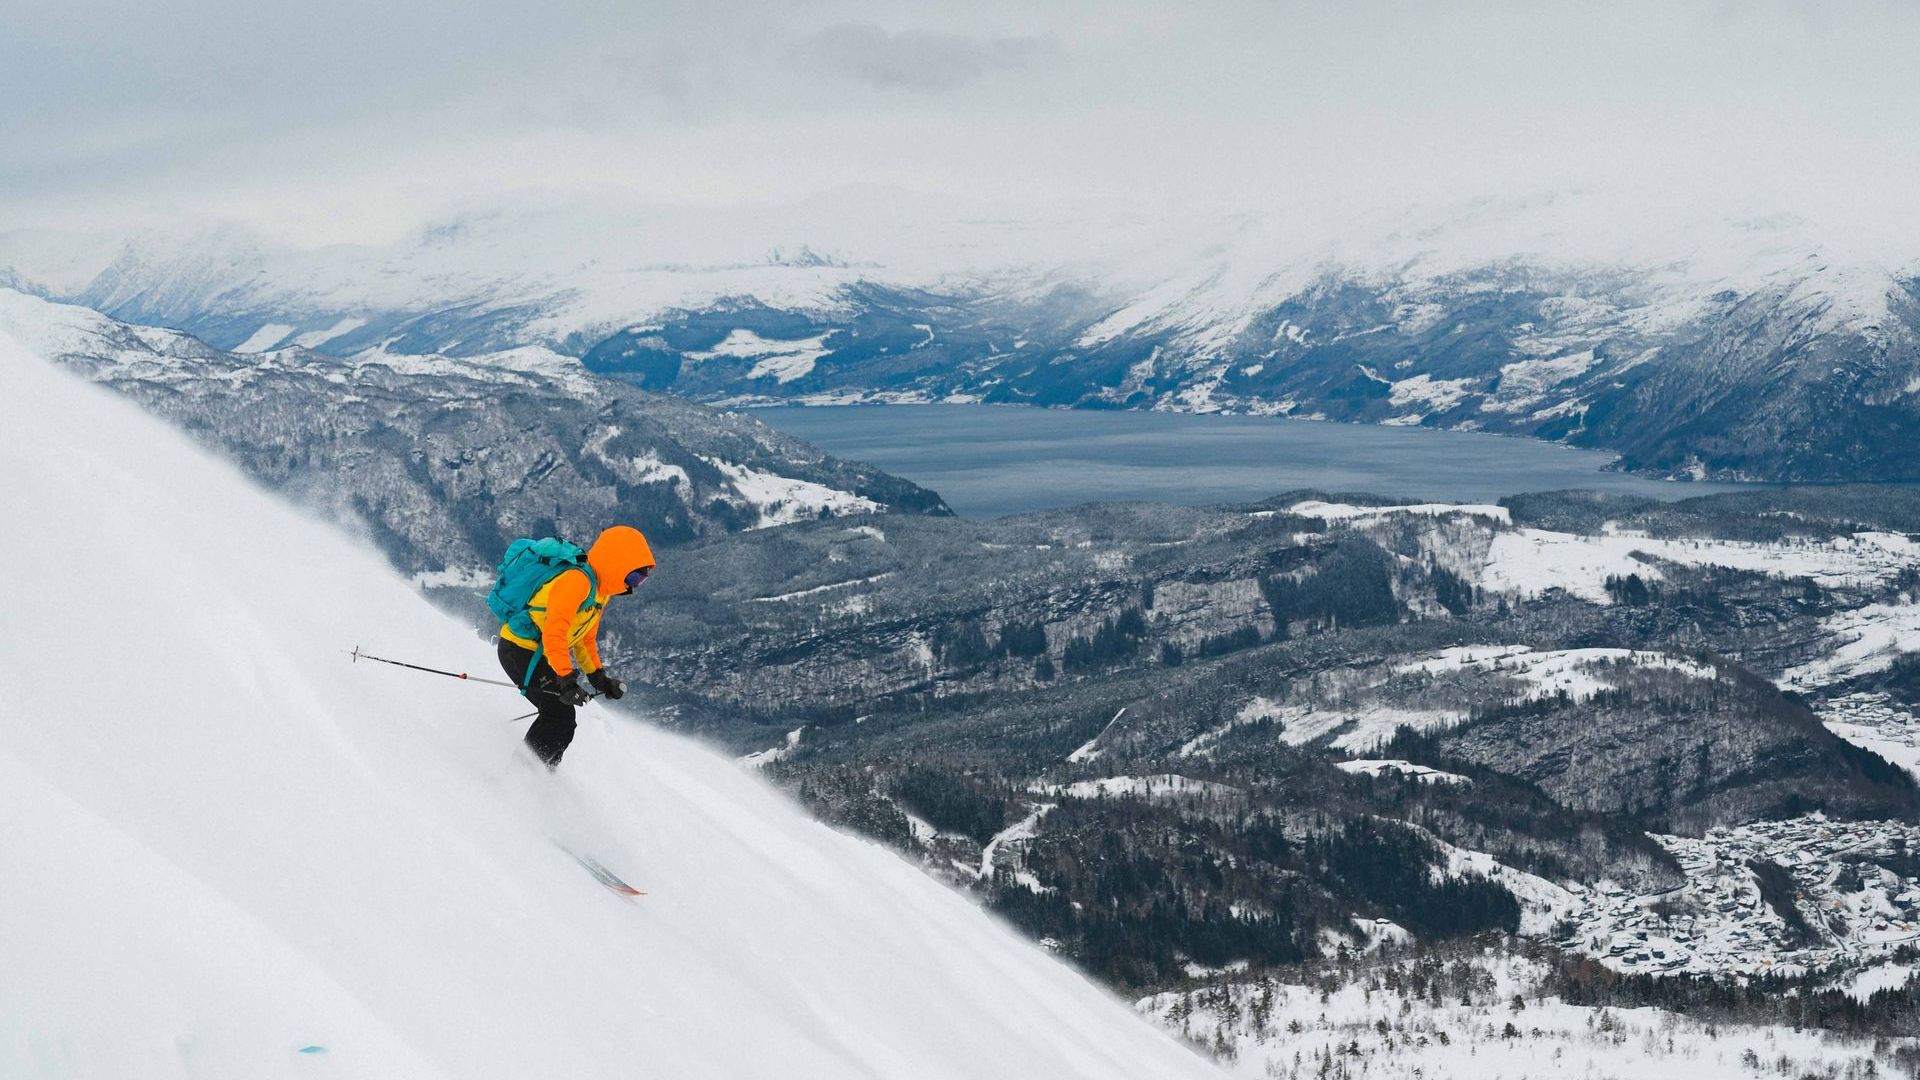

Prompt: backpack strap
[
  {"left": 520, "top": 644, "right": 543, "bottom": 695},
  {"left": 578, "top": 564, "right": 601, "bottom": 613},
  {"left": 526, "top": 564, "right": 600, "bottom": 617}
]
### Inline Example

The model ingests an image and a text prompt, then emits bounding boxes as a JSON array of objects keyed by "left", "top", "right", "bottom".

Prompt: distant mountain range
[
  {"left": 0, "top": 289, "right": 947, "bottom": 578},
  {"left": 4, "top": 191, "right": 1917, "bottom": 483}
]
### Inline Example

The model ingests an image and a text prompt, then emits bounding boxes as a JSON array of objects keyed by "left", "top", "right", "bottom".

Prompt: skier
[{"left": 495, "top": 525, "right": 656, "bottom": 767}]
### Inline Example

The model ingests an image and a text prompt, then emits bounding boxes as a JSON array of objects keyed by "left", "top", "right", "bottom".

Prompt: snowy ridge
[
  {"left": 0, "top": 285, "right": 197, "bottom": 361},
  {"left": 0, "top": 340, "right": 1215, "bottom": 1079}
]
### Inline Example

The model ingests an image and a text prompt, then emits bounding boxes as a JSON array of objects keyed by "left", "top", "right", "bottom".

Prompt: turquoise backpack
[{"left": 486, "top": 537, "right": 602, "bottom": 646}]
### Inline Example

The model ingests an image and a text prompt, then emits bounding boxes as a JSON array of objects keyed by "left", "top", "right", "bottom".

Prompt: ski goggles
[{"left": 625, "top": 567, "right": 652, "bottom": 591}]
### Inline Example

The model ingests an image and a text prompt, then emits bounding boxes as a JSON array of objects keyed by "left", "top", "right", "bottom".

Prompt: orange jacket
[{"left": 498, "top": 525, "right": 655, "bottom": 677}]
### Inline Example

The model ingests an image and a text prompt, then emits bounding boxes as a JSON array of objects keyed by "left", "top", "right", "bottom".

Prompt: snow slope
[
  {"left": 0, "top": 341, "right": 1217, "bottom": 1079},
  {"left": 1144, "top": 951, "right": 1899, "bottom": 1080},
  {"left": 1784, "top": 602, "right": 1920, "bottom": 689}
]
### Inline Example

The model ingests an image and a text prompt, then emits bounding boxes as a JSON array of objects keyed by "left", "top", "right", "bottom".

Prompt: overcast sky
[{"left": 4, "top": 0, "right": 1918, "bottom": 245}]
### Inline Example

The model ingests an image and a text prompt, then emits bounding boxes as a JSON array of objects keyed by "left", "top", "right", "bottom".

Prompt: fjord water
[{"left": 751, "top": 404, "right": 1742, "bottom": 518}]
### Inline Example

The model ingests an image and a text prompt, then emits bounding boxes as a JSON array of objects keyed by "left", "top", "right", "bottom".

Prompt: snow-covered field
[
  {"left": 0, "top": 339, "right": 1219, "bottom": 1079},
  {"left": 1307, "top": 496, "right": 1917, "bottom": 601},
  {"left": 233, "top": 321, "right": 296, "bottom": 352},
  {"left": 1484, "top": 349, "right": 1601, "bottom": 414},
  {"left": 1189, "top": 647, "right": 1719, "bottom": 757},
  {"left": 1419, "top": 834, "right": 1585, "bottom": 937},
  {"left": 1820, "top": 694, "right": 1920, "bottom": 779},
  {"left": 1335, "top": 759, "right": 1468, "bottom": 784},
  {"left": 1559, "top": 816, "right": 1920, "bottom": 978},
  {"left": 1386, "top": 372, "right": 1477, "bottom": 413},
  {"left": 699, "top": 455, "right": 882, "bottom": 528},
  {"left": 1033, "top": 774, "right": 1245, "bottom": 800},
  {"left": 1142, "top": 951, "right": 1914, "bottom": 1080},
  {"left": 1785, "top": 603, "right": 1920, "bottom": 689},
  {"left": 1271, "top": 702, "right": 1466, "bottom": 752},
  {"left": 1396, "top": 645, "right": 1719, "bottom": 702},
  {"left": 738, "top": 725, "right": 807, "bottom": 769},
  {"left": 1288, "top": 499, "right": 1511, "bottom": 525},
  {"left": 687, "top": 328, "right": 833, "bottom": 384},
  {"left": 979, "top": 804, "right": 1057, "bottom": 881},
  {"left": 1288, "top": 499, "right": 1920, "bottom": 610},
  {"left": 1481, "top": 526, "right": 1920, "bottom": 604},
  {"left": 1068, "top": 706, "right": 1129, "bottom": 763}
]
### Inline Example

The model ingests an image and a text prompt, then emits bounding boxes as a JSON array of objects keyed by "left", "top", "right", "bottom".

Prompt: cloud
[
  {"left": 3, "top": 0, "right": 1919, "bottom": 249},
  {"left": 807, "top": 22, "right": 1062, "bottom": 92}
]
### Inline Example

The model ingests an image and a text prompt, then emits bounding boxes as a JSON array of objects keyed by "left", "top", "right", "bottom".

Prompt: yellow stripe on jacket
[{"left": 498, "top": 567, "right": 606, "bottom": 676}]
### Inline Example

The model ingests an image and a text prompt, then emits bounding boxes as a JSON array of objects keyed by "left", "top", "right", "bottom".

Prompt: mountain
[
  {"left": 544, "top": 489, "right": 1920, "bottom": 992},
  {"left": 0, "top": 331, "right": 1220, "bottom": 1079},
  {"left": 613, "top": 495, "right": 1920, "bottom": 824},
  {"left": 577, "top": 208, "right": 1920, "bottom": 484},
  {"left": 0, "top": 288, "right": 947, "bottom": 581},
  {"left": 5, "top": 193, "right": 1918, "bottom": 482}
]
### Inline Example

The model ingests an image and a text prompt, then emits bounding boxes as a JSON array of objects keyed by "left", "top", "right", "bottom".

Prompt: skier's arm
[
  {"left": 575, "top": 617, "right": 604, "bottom": 676},
  {"left": 540, "top": 569, "right": 592, "bottom": 677}
]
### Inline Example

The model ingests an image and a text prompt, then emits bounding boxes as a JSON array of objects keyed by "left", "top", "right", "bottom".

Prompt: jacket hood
[{"left": 587, "top": 525, "right": 656, "bottom": 594}]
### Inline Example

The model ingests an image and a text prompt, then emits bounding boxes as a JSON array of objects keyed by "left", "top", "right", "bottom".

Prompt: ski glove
[
  {"left": 544, "top": 670, "right": 592, "bottom": 707},
  {"left": 587, "top": 669, "right": 626, "bottom": 700}
]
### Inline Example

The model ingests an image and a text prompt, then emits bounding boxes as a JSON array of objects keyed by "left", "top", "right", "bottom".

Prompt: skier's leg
[
  {"left": 498, "top": 640, "right": 579, "bottom": 768},
  {"left": 525, "top": 696, "right": 578, "bottom": 767}
]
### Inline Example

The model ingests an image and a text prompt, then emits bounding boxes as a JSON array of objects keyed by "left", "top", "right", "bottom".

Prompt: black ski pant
[{"left": 498, "top": 639, "right": 576, "bottom": 767}]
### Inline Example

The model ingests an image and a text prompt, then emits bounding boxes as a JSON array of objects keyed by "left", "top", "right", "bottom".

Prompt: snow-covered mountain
[
  {"left": 0, "top": 288, "right": 947, "bottom": 580},
  {"left": 0, "top": 330, "right": 1220, "bottom": 1079},
  {"left": 6, "top": 192, "right": 1917, "bottom": 482},
  {"left": 0, "top": 189, "right": 1121, "bottom": 355}
]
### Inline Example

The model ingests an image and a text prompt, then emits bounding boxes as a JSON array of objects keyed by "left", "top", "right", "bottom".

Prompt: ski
[
  {"left": 557, "top": 844, "right": 645, "bottom": 896},
  {"left": 576, "top": 854, "right": 645, "bottom": 896}
]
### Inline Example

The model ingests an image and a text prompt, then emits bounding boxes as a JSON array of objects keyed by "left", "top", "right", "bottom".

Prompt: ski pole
[
  {"left": 506, "top": 690, "right": 603, "bottom": 724},
  {"left": 346, "top": 645, "right": 521, "bottom": 689}
]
